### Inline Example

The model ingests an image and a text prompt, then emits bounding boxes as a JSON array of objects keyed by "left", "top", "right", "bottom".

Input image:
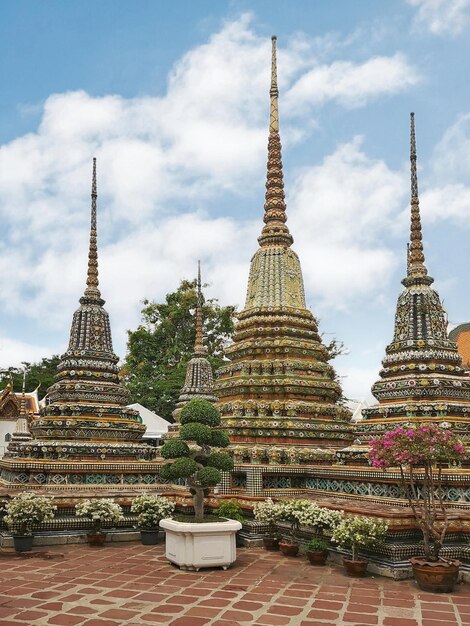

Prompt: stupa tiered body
[
  {"left": 0, "top": 160, "right": 163, "bottom": 493},
  {"left": 347, "top": 113, "right": 470, "bottom": 462},
  {"left": 215, "top": 37, "right": 352, "bottom": 471},
  {"left": 5, "top": 375, "right": 33, "bottom": 457},
  {"left": 166, "top": 263, "right": 217, "bottom": 437}
]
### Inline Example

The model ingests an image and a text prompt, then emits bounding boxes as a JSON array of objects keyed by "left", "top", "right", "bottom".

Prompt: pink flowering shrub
[{"left": 369, "top": 423, "right": 465, "bottom": 561}]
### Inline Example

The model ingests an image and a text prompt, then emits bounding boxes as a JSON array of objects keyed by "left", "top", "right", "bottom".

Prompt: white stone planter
[{"left": 159, "top": 518, "right": 242, "bottom": 571}]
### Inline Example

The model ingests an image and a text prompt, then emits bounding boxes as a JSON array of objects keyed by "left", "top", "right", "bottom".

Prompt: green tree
[
  {"left": 122, "top": 279, "right": 235, "bottom": 421},
  {"left": 0, "top": 356, "right": 60, "bottom": 398},
  {"left": 160, "top": 399, "right": 233, "bottom": 521}
]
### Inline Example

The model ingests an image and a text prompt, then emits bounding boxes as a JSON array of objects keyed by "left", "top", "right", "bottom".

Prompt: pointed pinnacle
[
  {"left": 194, "top": 261, "right": 207, "bottom": 356},
  {"left": 403, "top": 113, "right": 431, "bottom": 286},
  {"left": 258, "top": 36, "right": 293, "bottom": 249},
  {"left": 83, "top": 158, "right": 102, "bottom": 301},
  {"left": 19, "top": 370, "right": 26, "bottom": 417}
]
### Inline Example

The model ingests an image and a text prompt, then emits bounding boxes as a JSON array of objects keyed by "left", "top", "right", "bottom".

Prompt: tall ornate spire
[
  {"left": 82, "top": 157, "right": 102, "bottom": 303},
  {"left": 258, "top": 35, "right": 293, "bottom": 248},
  {"left": 404, "top": 113, "right": 430, "bottom": 286},
  {"left": 194, "top": 261, "right": 207, "bottom": 356}
]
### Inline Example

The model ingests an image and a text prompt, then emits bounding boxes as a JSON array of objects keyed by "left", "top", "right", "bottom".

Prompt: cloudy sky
[{"left": 1, "top": 0, "right": 470, "bottom": 402}]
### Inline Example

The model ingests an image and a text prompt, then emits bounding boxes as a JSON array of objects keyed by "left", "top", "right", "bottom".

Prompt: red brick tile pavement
[{"left": 0, "top": 543, "right": 469, "bottom": 625}]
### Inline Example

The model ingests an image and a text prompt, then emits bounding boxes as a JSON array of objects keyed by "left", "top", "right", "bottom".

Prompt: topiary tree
[{"left": 159, "top": 399, "right": 233, "bottom": 521}]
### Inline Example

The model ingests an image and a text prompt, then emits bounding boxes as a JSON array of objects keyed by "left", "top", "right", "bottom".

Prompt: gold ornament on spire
[
  {"left": 258, "top": 35, "right": 293, "bottom": 248},
  {"left": 407, "top": 112, "right": 428, "bottom": 281},
  {"left": 83, "top": 157, "right": 102, "bottom": 301},
  {"left": 194, "top": 261, "right": 207, "bottom": 356}
]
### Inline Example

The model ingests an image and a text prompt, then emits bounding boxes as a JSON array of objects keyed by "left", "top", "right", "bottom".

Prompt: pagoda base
[{"left": 0, "top": 457, "right": 174, "bottom": 494}]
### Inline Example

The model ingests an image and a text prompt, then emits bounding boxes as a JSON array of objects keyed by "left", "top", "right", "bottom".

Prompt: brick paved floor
[{"left": 0, "top": 543, "right": 469, "bottom": 626}]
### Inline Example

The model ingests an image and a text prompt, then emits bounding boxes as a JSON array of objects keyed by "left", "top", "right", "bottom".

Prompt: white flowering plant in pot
[
  {"left": 75, "top": 498, "right": 123, "bottom": 533},
  {"left": 331, "top": 515, "right": 388, "bottom": 562},
  {"left": 253, "top": 498, "right": 282, "bottom": 538},
  {"left": 130, "top": 494, "right": 175, "bottom": 530},
  {"left": 277, "top": 499, "right": 317, "bottom": 542},
  {"left": 3, "top": 492, "right": 56, "bottom": 536},
  {"left": 296, "top": 503, "right": 344, "bottom": 538}
]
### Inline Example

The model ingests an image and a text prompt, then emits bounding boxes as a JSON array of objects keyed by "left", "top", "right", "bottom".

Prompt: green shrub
[
  {"left": 216, "top": 499, "right": 244, "bottom": 523},
  {"left": 306, "top": 537, "right": 329, "bottom": 552},
  {"left": 160, "top": 439, "right": 190, "bottom": 459},
  {"left": 180, "top": 422, "right": 213, "bottom": 445},
  {"left": 210, "top": 431, "right": 230, "bottom": 448},
  {"left": 160, "top": 458, "right": 198, "bottom": 479},
  {"left": 196, "top": 467, "right": 221, "bottom": 487},
  {"left": 206, "top": 452, "right": 234, "bottom": 471},
  {"left": 180, "top": 399, "right": 221, "bottom": 427}
]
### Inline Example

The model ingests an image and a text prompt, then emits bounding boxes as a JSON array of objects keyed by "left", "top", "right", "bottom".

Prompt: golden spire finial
[
  {"left": 194, "top": 261, "right": 207, "bottom": 356},
  {"left": 406, "top": 113, "right": 429, "bottom": 282},
  {"left": 269, "top": 35, "right": 279, "bottom": 134},
  {"left": 19, "top": 370, "right": 27, "bottom": 418},
  {"left": 258, "top": 36, "right": 293, "bottom": 249},
  {"left": 83, "top": 157, "right": 102, "bottom": 301}
]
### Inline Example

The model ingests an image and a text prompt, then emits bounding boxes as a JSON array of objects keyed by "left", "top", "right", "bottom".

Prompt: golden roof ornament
[
  {"left": 403, "top": 112, "right": 433, "bottom": 287},
  {"left": 258, "top": 35, "right": 293, "bottom": 249},
  {"left": 82, "top": 157, "right": 103, "bottom": 303},
  {"left": 193, "top": 260, "right": 207, "bottom": 357}
]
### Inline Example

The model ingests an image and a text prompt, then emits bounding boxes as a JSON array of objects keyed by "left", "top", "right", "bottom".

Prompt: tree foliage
[
  {"left": 159, "top": 399, "right": 234, "bottom": 521},
  {"left": 0, "top": 356, "right": 60, "bottom": 398},
  {"left": 121, "top": 279, "right": 235, "bottom": 421}
]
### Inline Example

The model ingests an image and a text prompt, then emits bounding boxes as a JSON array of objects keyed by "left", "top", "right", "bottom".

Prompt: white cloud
[
  {"left": 408, "top": 0, "right": 470, "bottom": 36},
  {"left": 0, "top": 337, "right": 53, "bottom": 369},
  {"left": 289, "top": 138, "right": 405, "bottom": 308},
  {"left": 286, "top": 54, "right": 420, "bottom": 113},
  {"left": 0, "top": 16, "right": 420, "bottom": 363}
]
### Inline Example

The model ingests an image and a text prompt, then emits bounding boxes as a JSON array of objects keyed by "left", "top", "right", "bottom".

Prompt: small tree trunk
[
  {"left": 351, "top": 542, "right": 356, "bottom": 561},
  {"left": 193, "top": 487, "right": 205, "bottom": 522}
]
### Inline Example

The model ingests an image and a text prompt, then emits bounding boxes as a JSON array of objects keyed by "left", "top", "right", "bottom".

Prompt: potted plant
[
  {"left": 216, "top": 499, "right": 245, "bottom": 546},
  {"left": 299, "top": 505, "right": 343, "bottom": 566},
  {"left": 75, "top": 498, "right": 123, "bottom": 546},
  {"left": 277, "top": 499, "right": 315, "bottom": 557},
  {"left": 253, "top": 498, "right": 282, "bottom": 550},
  {"left": 131, "top": 494, "right": 175, "bottom": 545},
  {"left": 215, "top": 499, "right": 244, "bottom": 523},
  {"left": 369, "top": 423, "right": 464, "bottom": 592},
  {"left": 158, "top": 399, "right": 241, "bottom": 570},
  {"left": 3, "top": 492, "right": 56, "bottom": 552},
  {"left": 305, "top": 537, "right": 330, "bottom": 565},
  {"left": 332, "top": 515, "right": 388, "bottom": 577}
]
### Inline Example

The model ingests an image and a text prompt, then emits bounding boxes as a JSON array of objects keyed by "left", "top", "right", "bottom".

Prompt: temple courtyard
[{"left": 0, "top": 544, "right": 468, "bottom": 626}]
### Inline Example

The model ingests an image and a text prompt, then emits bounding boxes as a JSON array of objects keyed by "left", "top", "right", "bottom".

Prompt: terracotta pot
[
  {"left": 410, "top": 557, "right": 460, "bottom": 593},
  {"left": 13, "top": 535, "right": 33, "bottom": 552},
  {"left": 87, "top": 531, "right": 107, "bottom": 547},
  {"left": 343, "top": 557, "right": 368, "bottom": 577},
  {"left": 140, "top": 530, "right": 160, "bottom": 545},
  {"left": 306, "top": 550, "right": 328, "bottom": 566},
  {"left": 263, "top": 536, "right": 280, "bottom": 551},
  {"left": 279, "top": 541, "right": 299, "bottom": 557}
]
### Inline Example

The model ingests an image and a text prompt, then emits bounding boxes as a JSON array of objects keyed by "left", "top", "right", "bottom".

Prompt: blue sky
[{"left": 2, "top": 0, "right": 470, "bottom": 402}]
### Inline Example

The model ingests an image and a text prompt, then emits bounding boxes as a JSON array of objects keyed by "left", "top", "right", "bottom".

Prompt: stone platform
[{"left": 0, "top": 543, "right": 469, "bottom": 625}]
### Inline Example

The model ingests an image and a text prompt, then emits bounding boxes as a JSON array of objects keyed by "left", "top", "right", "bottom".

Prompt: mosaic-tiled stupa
[
  {"left": 0, "top": 160, "right": 161, "bottom": 491},
  {"left": 166, "top": 263, "right": 217, "bottom": 436},
  {"left": 350, "top": 113, "right": 470, "bottom": 458},
  {"left": 5, "top": 375, "right": 32, "bottom": 457},
  {"left": 215, "top": 37, "right": 353, "bottom": 466}
]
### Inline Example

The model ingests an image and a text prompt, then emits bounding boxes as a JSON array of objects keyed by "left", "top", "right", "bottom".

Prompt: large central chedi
[{"left": 215, "top": 37, "right": 352, "bottom": 465}]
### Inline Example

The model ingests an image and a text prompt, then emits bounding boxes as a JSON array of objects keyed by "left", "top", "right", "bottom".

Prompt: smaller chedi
[
  {"left": 0, "top": 160, "right": 160, "bottom": 491},
  {"left": 5, "top": 373, "right": 33, "bottom": 457},
  {"left": 171, "top": 263, "right": 217, "bottom": 424},
  {"left": 352, "top": 114, "right": 470, "bottom": 455}
]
